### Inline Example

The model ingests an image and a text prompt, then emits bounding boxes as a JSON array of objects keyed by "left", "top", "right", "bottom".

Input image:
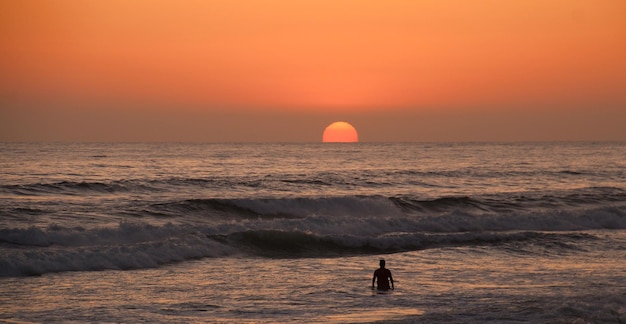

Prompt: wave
[
  {"left": 143, "top": 196, "right": 406, "bottom": 221},
  {"left": 0, "top": 222, "right": 236, "bottom": 277},
  {"left": 143, "top": 188, "right": 626, "bottom": 231},
  {"left": 1, "top": 180, "right": 153, "bottom": 196},
  {"left": 1, "top": 186, "right": 624, "bottom": 277},
  {"left": 0, "top": 221, "right": 601, "bottom": 277},
  {"left": 391, "top": 187, "right": 626, "bottom": 212},
  {"left": 0, "top": 178, "right": 237, "bottom": 196},
  {"left": 2, "top": 194, "right": 625, "bottom": 279},
  {"left": 3, "top": 187, "right": 624, "bottom": 231},
  {"left": 2, "top": 184, "right": 625, "bottom": 228},
  {"left": 389, "top": 168, "right": 598, "bottom": 179},
  {"left": 208, "top": 229, "right": 596, "bottom": 258}
]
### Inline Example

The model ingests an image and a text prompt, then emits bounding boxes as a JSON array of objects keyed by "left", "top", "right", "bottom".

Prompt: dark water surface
[{"left": 1, "top": 142, "right": 625, "bottom": 322}]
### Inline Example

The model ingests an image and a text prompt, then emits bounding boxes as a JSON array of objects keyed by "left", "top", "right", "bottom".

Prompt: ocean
[{"left": 1, "top": 142, "right": 625, "bottom": 323}]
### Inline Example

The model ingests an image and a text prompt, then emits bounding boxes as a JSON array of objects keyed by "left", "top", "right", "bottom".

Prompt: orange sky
[{"left": 1, "top": 0, "right": 625, "bottom": 141}]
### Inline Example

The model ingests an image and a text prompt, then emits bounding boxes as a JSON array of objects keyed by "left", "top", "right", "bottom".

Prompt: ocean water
[{"left": 1, "top": 142, "right": 625, "bottom": 323}]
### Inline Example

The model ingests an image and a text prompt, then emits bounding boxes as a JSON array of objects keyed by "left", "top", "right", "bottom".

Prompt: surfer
[{"left": 372, "top": 259, "right": 394, "bottom": 291}]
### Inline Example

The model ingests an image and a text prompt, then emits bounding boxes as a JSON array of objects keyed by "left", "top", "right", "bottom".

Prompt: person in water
[{"left": 372, "top": 259, "right": 394, "bottom": 291}]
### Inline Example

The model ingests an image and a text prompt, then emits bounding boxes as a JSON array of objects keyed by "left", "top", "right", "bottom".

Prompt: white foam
[
  {"left": 0, "top": 223, "right": 235, "bottom": 277},
  {"left": 1, "top": 199, "right": 624, "bottom": 277}
]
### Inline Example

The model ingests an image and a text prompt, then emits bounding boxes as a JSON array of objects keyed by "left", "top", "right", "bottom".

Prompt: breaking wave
[
  {"left": 1, "top": 188, "right": 625, "bottom": 277},
  {"left": 0, "top": 221, "right": 601, "bottom": 277}
]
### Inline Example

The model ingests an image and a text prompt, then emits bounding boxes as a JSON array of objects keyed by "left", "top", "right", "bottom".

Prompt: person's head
[{"left": 379, "top": 259, "right": 385, "bottom": 268}]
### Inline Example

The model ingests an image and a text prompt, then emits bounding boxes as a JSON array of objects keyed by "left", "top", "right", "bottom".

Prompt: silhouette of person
[{"left": 372, "top": 259, "right": 394, "bottom": 291}]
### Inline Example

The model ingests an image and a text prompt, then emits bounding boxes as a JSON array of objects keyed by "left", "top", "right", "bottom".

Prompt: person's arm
[
  {"left": 390, "top": 271, "right": 394, "bottom": 290},
  {"left": 372, "top": 271, "right": 376, "bottom": 288}
]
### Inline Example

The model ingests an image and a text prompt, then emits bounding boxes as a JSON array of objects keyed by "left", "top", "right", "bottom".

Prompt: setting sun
[{"left": 322, "top": 122, "right": 359, "bottom": 143}]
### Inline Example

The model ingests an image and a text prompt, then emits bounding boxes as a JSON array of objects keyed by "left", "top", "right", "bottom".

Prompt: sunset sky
[{"left": 1, "top": 0, "right": 625, "bottom": 142}]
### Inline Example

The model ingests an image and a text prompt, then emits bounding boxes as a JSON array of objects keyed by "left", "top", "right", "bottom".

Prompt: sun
[{"left": 322, "top": 121, "right": 359, "bottom": 143}]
